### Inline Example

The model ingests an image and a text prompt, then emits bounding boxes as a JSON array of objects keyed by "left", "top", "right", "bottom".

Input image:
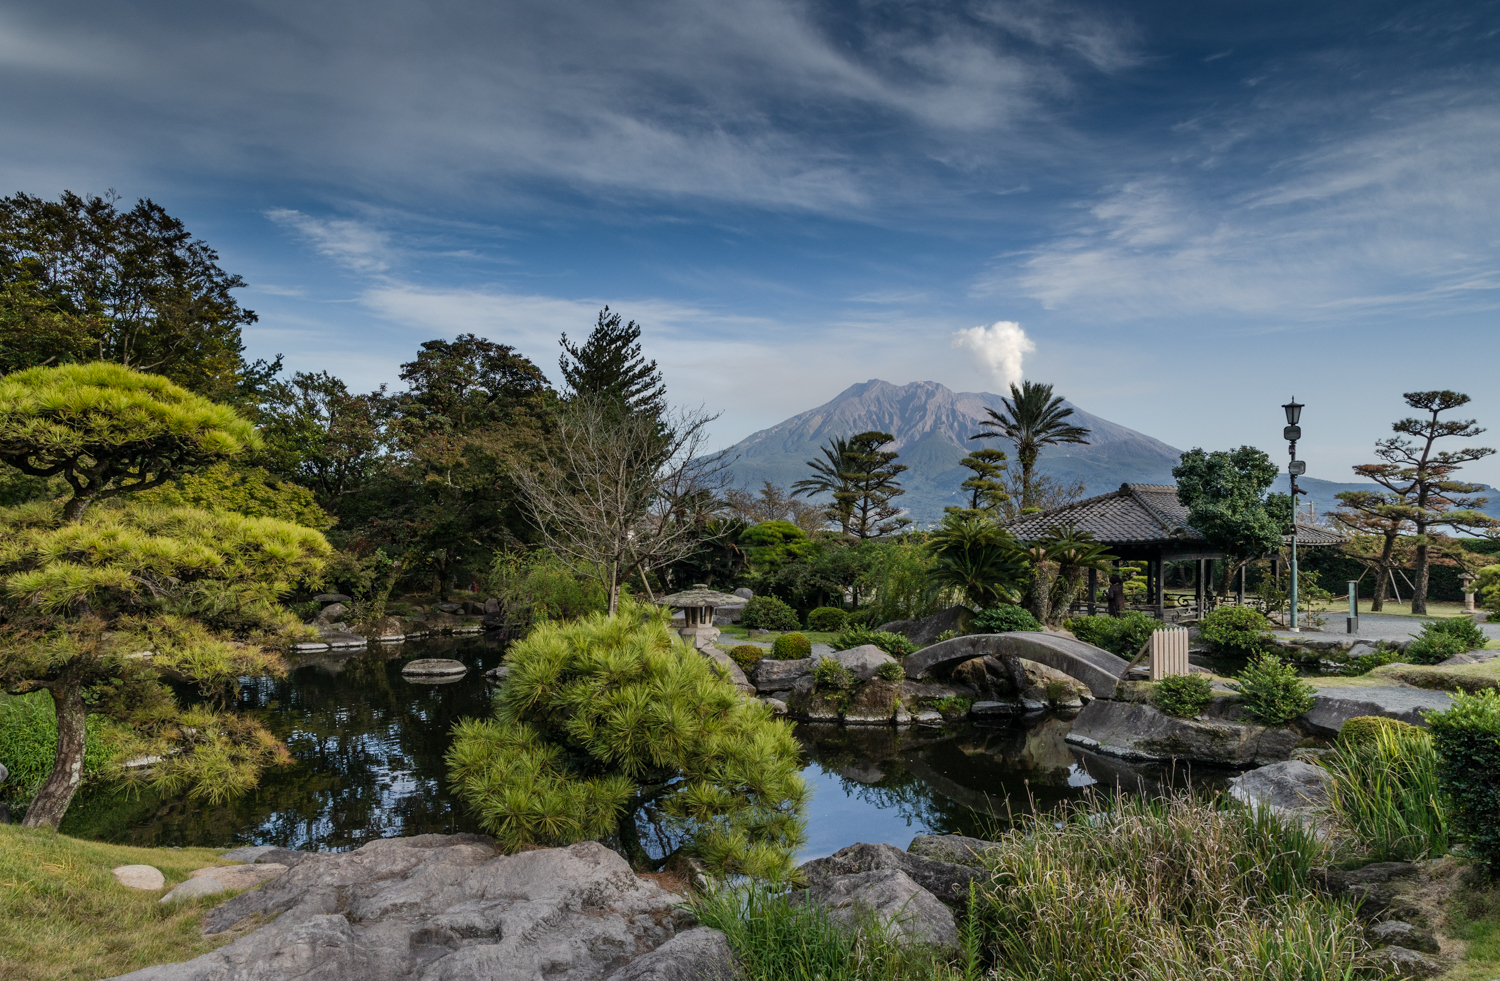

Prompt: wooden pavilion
[{"left": 1004, "top": 483, "right": 1347, "bottom": 620}]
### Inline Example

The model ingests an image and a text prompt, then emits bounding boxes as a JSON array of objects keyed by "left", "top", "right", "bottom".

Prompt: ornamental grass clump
[
  {"left": 447, "top": 600, "right": 808, "bottom": 878},
  {"left": 1322, "top": 720, "right": 1448, "bottom": 862},
  {"left": 968, "top": 789, "right": 1376, "bottom": 981},
  {"left": 1230, "top": 653, "right": 1315, "bottom": 726}
]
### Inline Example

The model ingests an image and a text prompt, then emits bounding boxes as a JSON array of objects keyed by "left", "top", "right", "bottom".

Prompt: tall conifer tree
[{"left": 558, "top": 307, "right": 666, "bottom": 417}]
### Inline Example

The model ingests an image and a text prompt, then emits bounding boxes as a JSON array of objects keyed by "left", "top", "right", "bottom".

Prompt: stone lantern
[
  {"left": 656, "top": 584, "right": 746, "bottom": 650},
  {"left": 1460, "top": 570, "right": 1478, "bottom": 613}
]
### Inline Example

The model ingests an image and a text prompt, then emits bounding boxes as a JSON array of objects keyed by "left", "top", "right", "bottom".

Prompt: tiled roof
[{"left": 1004, "top": 483, "right": 1350, "bottom": 548}]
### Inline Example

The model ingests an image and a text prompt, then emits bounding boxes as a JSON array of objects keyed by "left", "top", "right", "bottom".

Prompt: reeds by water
[{"left": 1323, "top": 724, "right": 1450, "bottom": 863}]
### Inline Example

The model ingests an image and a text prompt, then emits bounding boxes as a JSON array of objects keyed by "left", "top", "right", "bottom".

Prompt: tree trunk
[
  {"left": 608, "top": 569, "right": 620, "bottom": 617},
  {"left": 1411, "top": 529, "right": 1429, "bottom": 614},
  {"left": 61, "top": 495, "right": 92, "bottom": 523},
  {"left": 21, "top": 686, "right": 88, "bottom": 830}
]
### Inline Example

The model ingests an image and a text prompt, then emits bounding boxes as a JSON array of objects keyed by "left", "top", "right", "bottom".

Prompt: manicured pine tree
[
  {"left": 946, "top": 447, "right": 1009, "bottom": 520},
  {"left": 559, "top": 307, "right": 666, "bottom": 418}
]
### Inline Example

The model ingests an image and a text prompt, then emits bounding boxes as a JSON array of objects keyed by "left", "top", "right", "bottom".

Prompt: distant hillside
[{"left": 720, "top": 380, "right": 1184, "bottom": 524}]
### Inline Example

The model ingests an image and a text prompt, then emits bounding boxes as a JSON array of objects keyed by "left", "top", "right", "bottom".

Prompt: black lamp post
[{"left": 1282, "top": 398, "right": 1305, "bottom": 632}]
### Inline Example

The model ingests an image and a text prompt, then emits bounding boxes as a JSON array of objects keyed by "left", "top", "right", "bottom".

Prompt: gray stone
[
  {"left": 0, "top": 761, "right": 8, "bottom": 786},
  {"left": 970, "top": 700, "right": 1021, "bottom": 716},
  {"left": 827, "top": 645, "right": 898, "bottom": 682},
  {"left": 317, "top": 627, "right": 369, "bottom": 649},
  {"left": 905, "top": 633, "right": 1127, "bottom": 699},
  {"left": 221, "top": 845, "right": 315, "bottom": 868},
  {"left": 189, "top": 864, "right": 289, "bottom": 890},
  {"left": 750, "top": 657, "right": 813, "bottom": 690},
  {"left": 1301, "top": 686, "right": 1454, "bottom": 737},
  {"left": 733, "top": 587, "right": 754, "bottom": 600},
  {"left": 1228, "top": 761, "right": 1332, "bottom": 813},
  {"left": 875, "top": 606, "right": 974, "bottom": 647},
  {"left": 705, "top": 650, "right": 754, "bottom": 694},
  {"left": 764, "top": 698, "right": 788, "bottom": 715},
  {"left": 160, "top": 876, "right": 227, "bottom": 903},
  {"left": 113, "top": 865, "right": 165, "bottom": 890},
  {"left": 1316, "top": 862, "right": 1422, "bottom": 920},
  {"left": 1368, "top": 945, "right": 1441, "bottom": 977},
  {"left": 109, "top": 836, "right": 692, "bottom": 981},
  {"left": 220, "top": 845, "right": 279, "bottom": 863},
  {"left": 1368, "top": 920, "right": 1440, "bottom": 954},
  {"left": 1066, "top": 700, "right": 1298, "bottom": 766},
  {"left": 401, "top": 658, "right": 468, "bottom": 677},
  {"left": 291, "top": 642, "right": 330, "bottom": 653},
  {"left": 607, "top": 927, "right": 742, "bottom": 981},
  {"left": 485, "top": 664, "right": 511, "bottom": 682},
  {"left": 314, "top": 602, "right": 349, "bottom": 623},
  {"left": 914, "top": 709, "right": 943, "bottom": 725},
  {"left": 484, "top": 597, "right": 501, "bottom": 615},
  {"left": 432, "top": 601, "right": 462, "bottom": 613},
  {"left": 907, "top": 835, "right": 999, "bottom": 867},
  {"left": 842, "top": 680, "right": 903, "bottom": 724},
  {"left": 356, "top": 616, "right": 406, "bottom": 641},
  {"left": 798, "top": 842, "right": 981, "bottom": 909},
  {"left": 314, "top": 593, "right": 352, "bottom": 604},
  {"left": 806, "top": 870, "right": 957, "bottom": 952}
]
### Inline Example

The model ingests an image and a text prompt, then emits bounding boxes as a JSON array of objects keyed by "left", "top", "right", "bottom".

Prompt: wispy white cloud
[{"left": 266, "top": 209, "right": 393, "bottom": 274}]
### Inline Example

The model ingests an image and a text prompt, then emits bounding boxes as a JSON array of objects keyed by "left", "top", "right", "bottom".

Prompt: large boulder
[
  {"left": 826, "top": 645, "right": 897, "bottom": 682},
  {"left": 1227, "top": 761, "right": 1331, "bottom": 814},
  {"left": 704, "top": 650, "right": 755, "bottom": 695},
  {"left": 113, "top": 865, "right": 165, "bottom": 890},
  {"left": 1300, "top": 686, "right": 1454, "bottom": 738},
  {"left": 798, "top": 842, "right": 981, "bottom": 910},
  {"left": 107, "top": 836, "right": 692, "bottom": 981},
  {"left": 875, "top": 606, "right": 974, "bottom": 647},
  {"left": 906, "top": 835, "right": 999, "bottom": 867},
  {"left": 355, "top": 617, "right": 406, "bottom": 641},
  {"left": 607, "top": 928, "right": 742, "bottom": 981},
  {"left": 749, "top": 657, "right": 813, "bottom": 691},
  {"left": 1065, "top": 700, "right": 1298, "bottom": 766},
  {"left": 313, "top": 602, "right": 348, "bottom": 624},
  {"left": 1315, "top": 861, "right": 1424, "bottom": 922},
  {"left": 805, "top": 870, "right": 957, "bottom": 952},
  {"left": 843, "top": 679, "right": 904, "bottom": 725}
]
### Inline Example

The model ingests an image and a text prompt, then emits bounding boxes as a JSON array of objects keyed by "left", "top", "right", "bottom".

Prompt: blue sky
[{"left": 3, "top": 0, "right": 1498, "bottom": 485}]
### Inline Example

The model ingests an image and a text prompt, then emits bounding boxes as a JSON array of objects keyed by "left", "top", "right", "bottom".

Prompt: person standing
[{"left": 1105, "top": 574, "right": 1126, "bottom": 616}]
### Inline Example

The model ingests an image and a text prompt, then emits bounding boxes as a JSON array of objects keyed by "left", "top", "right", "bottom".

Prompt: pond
[{"left": 60, "top": 636, "right": 1240, "bottom": 860}]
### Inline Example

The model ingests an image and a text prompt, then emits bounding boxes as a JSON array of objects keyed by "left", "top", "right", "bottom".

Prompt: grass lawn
[
  {"left": 1438, "top": 876, "right": 1500, "bottom": 981},
  {"left": 715, "top": 624, "right": 843, "bottom": 646},
  {"left": 0, "top": 825, "right": 241, "bottom": 981},
  {"left": 1366, "top": 660, "right": 1500, "bottom": 694}
]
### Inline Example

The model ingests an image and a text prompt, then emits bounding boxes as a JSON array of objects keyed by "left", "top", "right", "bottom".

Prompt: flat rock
[
  {"left": 875, "top": 606, "right": 974, "bottom": 647},
  {"left": 1301, "top": 686, "right": 1454, "bottom": 737},
  {"left": 1316, "top": 861, "right": 1422, "bottom": 920},
  {"left": 1228, "top": 761, "right": 1332, "bottom": 813},
  {"left": 109, "top": 836, "right": 691, "bottom": 981},
  {"left": 749, "top": 657, "right": 812, "bottom": 690},
  {"left": 1368, "top": 920, "right": 1440, "bottom": 954},
  {"left": 318, "top": 628, "right": 369, "bottom": 649},
  {"left": 314, "top": 602, "right": 349, "bottom": 623},
  {"left": 1066, "top": 699, "right": 1298, "bottom": 766},
  {"left": 764, "top": 698, "right": 788, "bottom": 715},
  {"left": 190, "top": 864, "right": 289, "bottom": 890},
  {"left": 291, "top": 642, "right": 330, "bottom": 653},
  {"left": 221, "top": 846, "right": 315, "bottom": 868},
  {"left": 906, "top": 834, "right": 999, "bottom": 867},
  {"left": 485, "top": 664, "right": 511, "bottom": 682},
  {"left": 970, "top": 700, "right": 1021, "bottom": 717},
  {"left": 607, "top": 927, "right": 742, "bottom": 981},
  {"left": 806, "top": 870, "right": 957, "bottom": 952},
  {"left": 798, "top": 842, "right": 980, "bottom": 909},
  {"left": 160, "top": 876, "right": 226, "bottom": 903},
  {"left": 1368, "top": 945, "right": 1441, "bottom": 977},
  {"left": 401, "top": 658, "right": 468, "bottom": 677},
  {"left": 113, "top": 865, "right": 165, "bottom": 890},
  {"left": 827, "top": 645, "right": 897, "bottom": 682},
  {"left": 314, "top": 593, "right": 352, "bottom": 604}
]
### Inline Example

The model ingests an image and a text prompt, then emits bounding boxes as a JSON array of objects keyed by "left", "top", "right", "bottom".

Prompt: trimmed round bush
[
  {"left": 729, "top": 645, "right": 764, "bottom": 671},
  {"left": 1337, "top": 715, "right": 1420, "bottom": 748},
  {"left": 1152, "top": 674, "right": 1214, "bottom": 718},
  {"left": 875, "top": 661, "right": 905, "bottom": 682},
  {"left": 771, "top": 632, "right": 812, "bottom": 660},
  {"left": 973, "top": 604, "right": 1042, "bottom": 634},
  {"left": 806, "top": 606, "right": 848, "bottom": 633},
  {"left": 1199, "top": 606, "right": 1272, "bottom": 657},
  {"left": 740, "top": 595, "right": 800, "bottom": 632},
  {"left": 1231, "top": 653, "right": 1315, "bottom": 726},
  {"left": 833, "top": 626, "right": 916, "bottom": 658}
]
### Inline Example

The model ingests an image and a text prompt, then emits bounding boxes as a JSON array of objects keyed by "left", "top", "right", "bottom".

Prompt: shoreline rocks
[{"left": 1066, "top": 699, "right": 1298, "bottom": 766}]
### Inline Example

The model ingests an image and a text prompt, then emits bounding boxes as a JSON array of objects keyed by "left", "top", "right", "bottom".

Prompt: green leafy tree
[
  {"left": 558, "top": 306, "right": 666, "bottom": 417},
  {"left": 793, "top": 432, "right": 909, "bottom": 539},
  {"left": 0, "top": 191, "right": 271, "bottom": 403},
  {"left": 926, "top": 514, "right": 1027, "bottom": 608},
  {"left": 946, "top": 447, "right": 1009, "bottom": 520},
  {"left": 1355, "top": 391, "right": 1496, "bottom": 614},
  {"left": 0, "top": 362, "right": 259, "bottom": 522},
  {"left": 724, "top": 480, "right": 826, "bottom": 535},
  {"left": 970, "top": 381, "right": 1089, "bottom": 512},
  {"left": 447, "top": 602, "right": 807, "bottom": 876},
  {"left": 1173, "top": 446, "right": 1288, "bottom": 598},
  {"left": 258, "top": 371, "right": 385, "bottom": 512},
  {"left": 1331, "top": 490, "right": 1414, "bottom": 612}
]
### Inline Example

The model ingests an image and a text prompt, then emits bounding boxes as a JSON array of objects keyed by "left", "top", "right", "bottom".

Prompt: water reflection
[{"left": 61, "top": 638, "right": 1240, "bottom": 858}]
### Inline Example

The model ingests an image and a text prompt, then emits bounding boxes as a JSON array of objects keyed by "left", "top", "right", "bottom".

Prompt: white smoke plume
[{"left": 951, "top": 320, "right": 1035, "bottom": 389}]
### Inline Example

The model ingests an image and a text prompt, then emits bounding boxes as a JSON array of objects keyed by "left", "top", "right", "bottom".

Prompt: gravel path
[{"left": 1272, "top": 612, "right": 1500, "bottom": 644}]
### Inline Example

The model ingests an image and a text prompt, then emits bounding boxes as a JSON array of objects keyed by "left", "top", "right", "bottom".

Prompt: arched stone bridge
[{"left": 903, "top": 632, "right": 1129, "bottom": 699}]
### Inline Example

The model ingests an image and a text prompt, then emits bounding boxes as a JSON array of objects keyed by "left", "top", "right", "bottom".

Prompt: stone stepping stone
[
  {"left": 160, "top": 863, "right": 289, "bottom": 903},
  {"left": 401, "top": 658, "right": 468, "bottom": 678},
  {"left": 113, "top": 864, "right": 164, "bottom": 890}
]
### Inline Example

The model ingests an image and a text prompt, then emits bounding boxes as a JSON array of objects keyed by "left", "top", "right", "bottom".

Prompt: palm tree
[
  {"left": 970, "top": 380, "right": 1090, "bottom": 513},
  {"left": 926, "top": 514, "right": 1029, "bottom": 608},
  {"left": 792, "top": 435, "right": 856, "bottom": 534}
]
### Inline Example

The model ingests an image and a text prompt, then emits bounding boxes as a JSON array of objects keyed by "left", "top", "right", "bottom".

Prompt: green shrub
[
  {"left": 771, "top": 632, "right": 811, "bottom": 660},
  {"left": 973, "top": 604, "right": 1041, "bottom": 634},
  {"left": 1342, "top": 642, "right": 1404, "bottom": 676},
  {"left": 729, "top": 645, "right": 764, "bottom": 671},
  {"left": 446, "top": 600, "right": 807, "bottom": 878},
  {"left": 1406, "top": 617, "right": 1487, "bottom": 664},
  {"left": 805, "top": 607, "right": 848, "bottom": 633},
  {"left": 832, "top": 626, "right": 917, "bottom": 658},
  {"left": 1064, "top": 610, "right": 1160, "bottom": 658},
  {"left": 1230, "top": 653, "right": 1315, "bottom": 725},
  {"left": 812, "top": 657, "right": 856, "bottom": 692},
  {"left": 875, "top": 661, "right": 905, "bottom": 682},
  {"left": 1198, "top": 606, "right": 1272, "bottom": 657},
  {"left": 1324, "top": 721, "right": 1449, "bottom": 861},
  {"left": 1151, "top": 674, "right": 1213, "bottom": 718},
  {"left": 1337, "top": 715, "right": 1420, "bottom": 747},
  {"left": 740, "top": 595, "right": 801, "bottom": 632},
  {"left": 934, "top": 628, "right": 959, "bottom": 644},
  {"left": 1427, "top": 689, "right": 1500, "bottom": 875}
]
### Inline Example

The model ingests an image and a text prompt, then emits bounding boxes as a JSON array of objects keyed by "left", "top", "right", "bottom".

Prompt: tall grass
[
  {"left": 967, "top": 790, "right": 1380, "bottom": 981},
  {"left": 1323, "top": 725, "right": 1450, "bottom": 862},
  {"left": 692, "top": 879, "right": 974, "bottom": 981}
]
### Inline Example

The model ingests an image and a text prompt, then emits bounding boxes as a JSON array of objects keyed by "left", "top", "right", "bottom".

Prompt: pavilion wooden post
[
  {"left": 1155, "top": 557, "right": 1166, "bottom": 621},
  {"left": 1088, "top": 568, "right": 1098, "bottom": 615},
  {"left": 1195, "top": 559, "right": 1205, "bottom": 618}
]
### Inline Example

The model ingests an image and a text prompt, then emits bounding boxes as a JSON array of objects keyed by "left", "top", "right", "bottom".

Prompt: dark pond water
[{"left": 62, "top": 637, "right": 1239, "bottom": 860}]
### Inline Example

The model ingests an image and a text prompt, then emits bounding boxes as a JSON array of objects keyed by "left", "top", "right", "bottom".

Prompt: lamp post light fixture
[{"left": 1282, "top": 398, "right": 1305, "bottom": 632}]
